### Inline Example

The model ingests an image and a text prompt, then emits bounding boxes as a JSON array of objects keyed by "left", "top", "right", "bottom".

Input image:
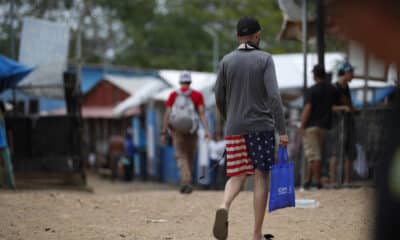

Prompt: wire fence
[{"left": 288, "top": 107, "right": 391, "bottom": 187}]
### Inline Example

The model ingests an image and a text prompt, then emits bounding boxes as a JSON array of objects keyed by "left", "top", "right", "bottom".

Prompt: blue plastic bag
[{"left": 268, "top": 146, "right": 295, "bottom": 212}]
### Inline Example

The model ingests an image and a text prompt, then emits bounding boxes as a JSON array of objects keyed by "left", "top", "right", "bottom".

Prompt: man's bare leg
[
  {"left": 219, "top": 174, "right": 247, "bottom": 210},
  {"left": 214, "top": 174, "right": 247, "bottom": 239},
  {"left": 305, "top": 161, "right": 313, "bottom": 183},
  {"left": 344, "top": 159, "right": 353, "bottom": 184},
  {"left": 313, "top": 160, "right": 322, "bottom": 187},
  {"left": 329, "top": 157, "right": 337, "bottom": 184},
  {"left": 253, "top": 169, "right": 269, "bottom": 240}
]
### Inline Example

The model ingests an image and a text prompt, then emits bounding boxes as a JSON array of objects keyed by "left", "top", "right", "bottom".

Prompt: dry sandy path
[{"left": 0, "top": 175, "right": 374, "bottom": 240}]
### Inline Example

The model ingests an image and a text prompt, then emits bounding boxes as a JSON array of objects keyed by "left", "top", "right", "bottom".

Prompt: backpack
[{"left": 168, "top": 89, "right": 199, "bottom": 134}]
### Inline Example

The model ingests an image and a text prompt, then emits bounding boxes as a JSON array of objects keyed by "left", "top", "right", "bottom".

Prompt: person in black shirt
[
  {"left": 300, "top": 65, "right": 345, "bottom": 189},
  {"left": 328, "top": 62, "right": 357, "bottom": 187}
]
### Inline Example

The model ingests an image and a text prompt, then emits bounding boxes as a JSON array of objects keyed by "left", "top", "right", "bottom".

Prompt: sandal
[
  {"left": 213, "top": 208, "right": 228, "bottom": 240},
  {"left": 263, "top": 233, "right": 274, "bottom": 239}
]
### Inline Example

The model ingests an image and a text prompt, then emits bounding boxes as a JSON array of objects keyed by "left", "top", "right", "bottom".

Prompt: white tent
[
  {"left": 152, "top": 70, "right": 217, "bottom": 107},
  {"left": 95, "top": 74, "right": 167, "bottom": 117},
  {"left": 158, "top": 69, "right": 216, "bottom": 89},
  {"left": 273, "top": 52, "right": 398, "bottom": 90},
  {"left": 273, "top": 52, "right": 345, "bottom": 90}
]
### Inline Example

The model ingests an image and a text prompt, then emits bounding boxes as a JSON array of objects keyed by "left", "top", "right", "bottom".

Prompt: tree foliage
[{"left": 0, "top": 0, "right": 343, "bottom": 71}]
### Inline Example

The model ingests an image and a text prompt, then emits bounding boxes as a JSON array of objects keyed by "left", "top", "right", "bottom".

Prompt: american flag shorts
[{"left": 225, "top": 131, "right": 275, "bottom": 177}]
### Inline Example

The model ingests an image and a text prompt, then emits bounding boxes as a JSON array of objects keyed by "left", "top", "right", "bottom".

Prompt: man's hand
[
  {"left": 204, "top": 131, "right": 210, "bottom": 141},
  {"left": 279, "top": 134, "right": 289, "bottom": 146},
  {"left": 299, "top": 126, "right": 305, "bottom": 137},
  {"left": 161, "top": 133, "right": 168, "bottom": 145}
]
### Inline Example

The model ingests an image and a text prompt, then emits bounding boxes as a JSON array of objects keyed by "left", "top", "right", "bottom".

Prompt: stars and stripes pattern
[
  {"left": 225, "top": 135, "right": 255, "bottom": 177},
  {"left": 245, "top": 131, "right": 275, "bottom": 172}
]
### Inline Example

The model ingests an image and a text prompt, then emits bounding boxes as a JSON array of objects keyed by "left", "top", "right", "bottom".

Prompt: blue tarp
[
  {"left": 0, "top": 55, "right": 33, "bottom": 93},
  {"left": 352, "top": 86, "right": 397, "bottom": 108}
]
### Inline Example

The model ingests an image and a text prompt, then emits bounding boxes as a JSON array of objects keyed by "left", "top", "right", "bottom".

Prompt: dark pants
[{"left": 124, "top": 156, "right": 134, "bottom": 181}]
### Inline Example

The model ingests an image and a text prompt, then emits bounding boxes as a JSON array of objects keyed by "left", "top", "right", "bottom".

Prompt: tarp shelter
[
  {"left": 0, "top": 55, "right": 33, "bottom": 189},
  {"left": 0, "top": 55, "right": 33, "bottom": 93}
]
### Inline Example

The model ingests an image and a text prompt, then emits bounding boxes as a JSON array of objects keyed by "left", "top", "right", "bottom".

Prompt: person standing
[
  {"left": 208, "top": 133, "right": 226, "bottom": 190},
  {"left": 124, "top": 128, "right": 135, "bottom": 181},
  {"left": 300, "top": 64, "right": 344, "bottom": 190},
  {"left": 329, "top": 62, "right": 357, "bottom": 187},
  {"left": 0, "top": 101, "right": 15, "bottom": 189},
  {"left": 108, "top": 134, "right": 125, "bottom": 181},
  {"left": 213, "top": 16, "right": 289, "bottom": 240},
  {"left": 161, "top": 71, "right": 210, "bottom": 194}
]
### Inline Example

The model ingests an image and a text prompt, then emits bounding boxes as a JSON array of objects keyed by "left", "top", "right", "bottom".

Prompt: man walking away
[
  {"left": 161, "top": 71, "right": 210, "bottom": 194},
  {"left": 213, "top": 16, "right": 288, "bottom": 240}
]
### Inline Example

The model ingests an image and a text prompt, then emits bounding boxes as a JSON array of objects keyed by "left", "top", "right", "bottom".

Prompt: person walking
[
  {"left": 161, "top": 71, "right": 210, "bottom": 194},
  {"left": 213, "top": 16, "right": 289, "bottom": 240},
  {"left": 300, "top": 64, "right": 344, "bottom": 190}
]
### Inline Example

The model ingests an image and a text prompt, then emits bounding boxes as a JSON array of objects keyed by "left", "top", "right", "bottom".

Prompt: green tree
[{"left": 0, "top": 0, "right": 344, "bottom": 71}]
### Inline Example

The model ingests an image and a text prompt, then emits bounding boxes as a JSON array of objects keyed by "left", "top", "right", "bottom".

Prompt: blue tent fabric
[
  {"left": 352, "top": 86, "right": 397, "bottom": 108},
  {"left": 0, "top": 55, "right": 33, "bottom": 93}
]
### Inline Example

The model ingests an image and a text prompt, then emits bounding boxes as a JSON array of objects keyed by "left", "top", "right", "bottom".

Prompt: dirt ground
[{"left": 0, "top": 174, "right": 375, "bottom": 240}]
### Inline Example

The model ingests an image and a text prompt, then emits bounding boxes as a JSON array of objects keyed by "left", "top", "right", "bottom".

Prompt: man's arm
[
  {"left": 161, "top": 107, "right": 171, "bottom": 144},
  {"left": 197, "top": 105, "right": 210, "bottom": 140},
  {"left": 300, "top": 103, "right": 312, "bottom": 136},
  {"left": 215, "top": 62, "right": 227, "bottom": 120},
  {"left": 332, "top": 105, "right": 351, "bottom": 112},
  {"left": 264, "top": 56, "right": 288, "bottom": 145}
]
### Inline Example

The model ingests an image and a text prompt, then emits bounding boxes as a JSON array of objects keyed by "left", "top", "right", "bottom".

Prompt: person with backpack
[
  {"left": 161, "top": 71, "right": 210, "bottom": 194},
  {"left": 213, "top": 16, "right": 288, "bottom": 240}
]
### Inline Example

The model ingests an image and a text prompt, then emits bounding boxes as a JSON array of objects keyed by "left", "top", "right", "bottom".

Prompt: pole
[
  {"left": 302, "top": 0, "right": 308, "bottom": 93},
  {"left": 9, "top": 0, "right": 16, "bottom": 59},
  {"left": 10, "top": 0, "right": 17, "bottom": 113},
  {"left": 316, "top": 0, "right": 325, "bottom": 69},
  {"left": 213, "top": 34, "right": 219, "bottom": 73},
  {"left": 203, "top": 26, "right": 219, "bottom": 73},
  {"left": 300, "top": 0, "right": 308, "bottom": 189},
  {"left": 363, "top": 54, "right": 370, "bottom": 106}
]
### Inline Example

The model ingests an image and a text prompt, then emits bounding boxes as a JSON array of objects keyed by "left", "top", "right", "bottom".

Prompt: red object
[
  {"left": 83, "top": 81, "right": 130, "bottom": 107},
  {"left": 225, "top": 135, "right": 254, "bottom": 177},
  {"left": 165, "top": 87, "right": 205, "bottom": 108}
]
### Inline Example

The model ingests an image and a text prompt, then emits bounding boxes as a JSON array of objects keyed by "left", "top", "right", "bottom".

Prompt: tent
[{"left": 0, "top": 55, "right": 33, "bottom": 93}]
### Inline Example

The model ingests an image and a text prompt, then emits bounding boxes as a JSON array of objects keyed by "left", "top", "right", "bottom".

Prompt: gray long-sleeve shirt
[{"left": 215, "top": 45, "right": 287, "bottom": 136}]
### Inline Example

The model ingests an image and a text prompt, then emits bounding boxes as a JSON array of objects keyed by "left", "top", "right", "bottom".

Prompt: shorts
[
  {"left": 303, "top": 127, "right": 326, "bottom": 162},
  {"left": 327, "top": 120, "right": 357, "bottom": 161},
  {"left": 225, "top": 131, "right": 275, "bottom": 177}
]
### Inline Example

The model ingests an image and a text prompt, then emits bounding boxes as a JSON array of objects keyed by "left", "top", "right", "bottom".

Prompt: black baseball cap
[{"left": 237, "top": 16, "right": 261, "bottom": 36}]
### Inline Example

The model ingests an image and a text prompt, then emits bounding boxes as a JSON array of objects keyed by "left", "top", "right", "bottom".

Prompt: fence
[{"left": 288, "top": 107, "right": 393, "bottom": 187}]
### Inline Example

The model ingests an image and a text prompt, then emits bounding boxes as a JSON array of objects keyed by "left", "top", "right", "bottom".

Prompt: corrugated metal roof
[
  {"left": 158, "top": 70, "right": 216, "bottom": 90},
  {"left": 102, "top": 74, "right": 160, "bottom": 95},
  {"left": 49, "top": 106, "right": 140, "bottom": 118}
]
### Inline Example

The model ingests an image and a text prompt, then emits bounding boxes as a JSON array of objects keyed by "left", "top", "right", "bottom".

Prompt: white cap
[{"left": 179, "top": 71, "right": 192, "bottom": 83}]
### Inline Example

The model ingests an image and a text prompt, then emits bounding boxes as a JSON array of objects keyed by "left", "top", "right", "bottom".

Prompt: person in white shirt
[{"left": 208, "top": 134, "right": 226, "bottom": 189}]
